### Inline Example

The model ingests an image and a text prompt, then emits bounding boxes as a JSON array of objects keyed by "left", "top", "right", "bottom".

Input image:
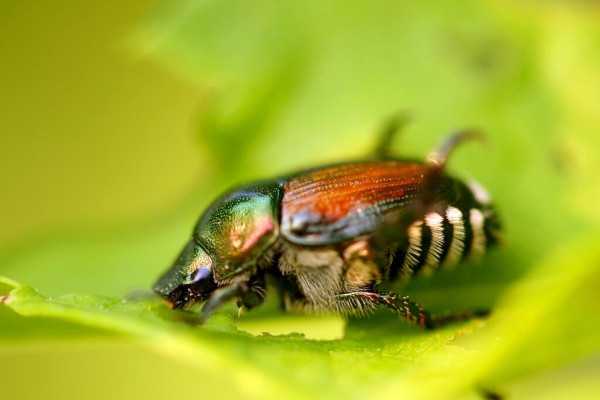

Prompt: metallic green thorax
[{"left": 193, "top": 181, "right": 283, "bottom": 281}]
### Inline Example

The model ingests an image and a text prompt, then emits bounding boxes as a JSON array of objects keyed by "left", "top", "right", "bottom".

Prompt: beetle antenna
[
  {"left": 374, "top": 111, "right": 412, "bottom": 158},
  {"left": 426, "top": 129, "right": 485, "bottom": 168}
]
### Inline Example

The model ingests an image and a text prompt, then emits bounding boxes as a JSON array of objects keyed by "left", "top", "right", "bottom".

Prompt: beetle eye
[{"left": 191, "top": 267, "right": 211, "bottom": 283}]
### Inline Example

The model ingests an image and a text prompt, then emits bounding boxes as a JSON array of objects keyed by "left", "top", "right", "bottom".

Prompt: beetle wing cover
[{"left": 280, "top": 160, "right": 428, "bottom": 245}]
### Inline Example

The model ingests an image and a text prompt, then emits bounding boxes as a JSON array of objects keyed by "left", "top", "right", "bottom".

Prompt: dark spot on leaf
[{"left": 480, "top": 388, "right": 504, "bottom": 400}]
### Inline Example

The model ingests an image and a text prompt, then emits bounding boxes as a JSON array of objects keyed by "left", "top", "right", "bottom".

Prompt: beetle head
[
  {"left": 154, "top": 182, "right": 282, "bottom": 309},
  {"left": 153, "top": 240, "right": 217, "bottom": 309}
]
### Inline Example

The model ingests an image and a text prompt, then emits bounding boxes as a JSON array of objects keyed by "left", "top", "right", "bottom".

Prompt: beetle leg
[
  {"left": 341, "top": 291, "right": 488, "bottom": 329},
  {"left": 200, "top": 283, "right": 247, "bottom": 322},
  {"left": 426, "top": 129, "right": 484, "bottom": 168},
  {"left": 377, "top": 292, "right": 490, "bottom": 329},
  {"left": 361, "top": 291, "right": 435, "bottom": 328},
  {"left": 237, "top": 275, "right": 267, "bottom": 311},
  {"left": 429, "top": 308, "right": 490, "bottom": 327},
  {"left": 200, "top": 278, "right": 266, "bottom": 323},
  {"left": 374, "top": 111, "right": 412, "bottom": 158}
]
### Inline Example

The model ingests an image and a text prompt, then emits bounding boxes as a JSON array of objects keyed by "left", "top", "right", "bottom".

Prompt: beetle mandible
[{"left": 154, "top": 117, "right": 501, "bottom": 328}]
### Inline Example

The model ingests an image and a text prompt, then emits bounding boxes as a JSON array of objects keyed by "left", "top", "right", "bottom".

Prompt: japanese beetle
[{"left": 154, "top": 118, "right": 501, "bottom": 328}]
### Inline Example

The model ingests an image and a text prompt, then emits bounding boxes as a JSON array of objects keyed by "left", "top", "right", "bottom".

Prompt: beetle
[{"left": 154, "top": 117, "right": 501, "bottom": 328}]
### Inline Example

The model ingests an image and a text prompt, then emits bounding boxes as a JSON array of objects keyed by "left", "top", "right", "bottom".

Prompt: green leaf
[{"left": 2, "top": 232, "right": 600, "bottom": 399}]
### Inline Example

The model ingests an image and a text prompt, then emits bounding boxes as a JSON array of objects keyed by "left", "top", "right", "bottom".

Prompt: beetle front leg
[{"left": 200, "top": 278, "right": 266, "bottom": 323}]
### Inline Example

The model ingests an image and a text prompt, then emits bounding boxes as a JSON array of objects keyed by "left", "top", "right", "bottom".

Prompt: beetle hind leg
[
  {"left": 374, "top": 111, "right": 412, "bottom": 158},
  {"left": 426, "top": 129, "right": 485, "bottom": 168},
  {"left": 430, "top": 308, "right": 490, "bottom": 327},
  {"left": 338, "top": 291, "right": 434, "bottom": 328},
  {"left": 338, "top": 291, "right": 489, "bottom": 329}
]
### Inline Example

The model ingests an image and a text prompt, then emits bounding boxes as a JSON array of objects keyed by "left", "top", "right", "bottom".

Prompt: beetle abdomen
[{"left": 390, "top": 205, "right": 494, "bottom": 279}]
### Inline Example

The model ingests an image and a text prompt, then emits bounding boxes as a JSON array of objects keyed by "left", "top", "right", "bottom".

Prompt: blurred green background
[{"left": 1, "top": 1, "right": 599, "bottom": 399}]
